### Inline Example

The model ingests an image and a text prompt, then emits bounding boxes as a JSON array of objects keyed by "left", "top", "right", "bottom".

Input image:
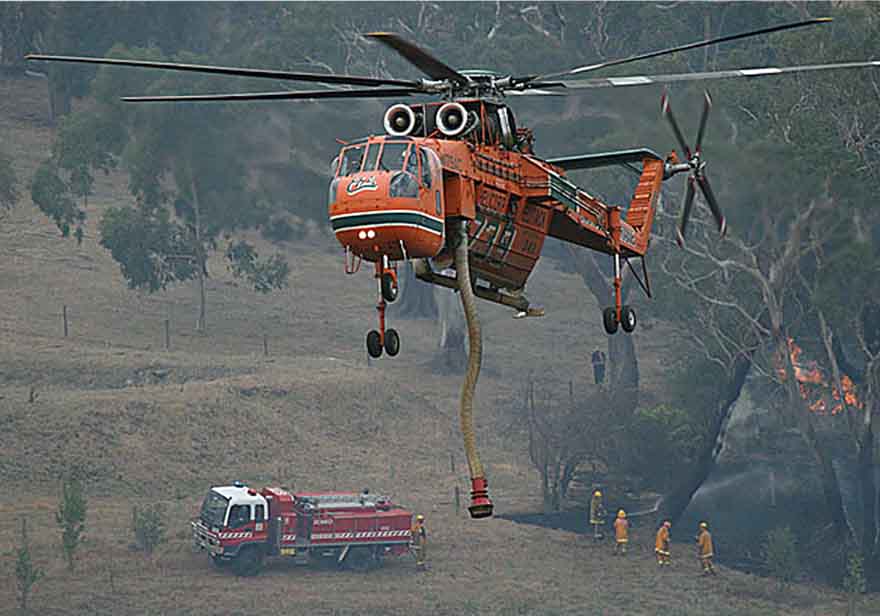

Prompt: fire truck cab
[{"left": 193, "top": 482, "right": 414, "bottom": 576}]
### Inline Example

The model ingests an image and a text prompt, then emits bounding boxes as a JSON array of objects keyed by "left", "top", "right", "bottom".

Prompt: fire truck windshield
[{"left": 200, "top": 490, "right": 230, "bottom": 527}]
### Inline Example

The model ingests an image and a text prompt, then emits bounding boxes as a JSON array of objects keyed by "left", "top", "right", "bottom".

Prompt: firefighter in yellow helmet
[
  {"left": 589, "top": 489, "right": 606, "bottom": 541},
  {"left": 411, "top": 514, "right": 427, "bottom": 569},
  {"left": 655, "top": 520, "right": 672, "bottom": 566},
  {"left": 696, "top": 521, "right": 716, "bottom": 575},
  {"left": 613, "top": 509, "right": 629, "bottom": 555}
]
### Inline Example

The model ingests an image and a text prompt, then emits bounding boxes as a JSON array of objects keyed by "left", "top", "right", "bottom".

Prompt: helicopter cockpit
[{"left": 330, "top": 138, "right": 441, "bottom": 206}]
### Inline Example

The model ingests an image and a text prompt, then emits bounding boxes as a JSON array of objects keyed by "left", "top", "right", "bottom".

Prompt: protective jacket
[
  {"left": 698, "top": 529, "right": 713, "bottom": 558},
  {"left": 655, "top": 526, "right": 670, "bottom": 555},
  {"left": 589, "top": 495, "right": 605, "bottom": 525},
  {"left": 614, "top": 517, "right": 629, "bottom": 543}
]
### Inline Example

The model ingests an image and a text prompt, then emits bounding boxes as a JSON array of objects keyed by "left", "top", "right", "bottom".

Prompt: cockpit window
[
  {"left": 420, "top": 148, "right": 432, "bottom": 188},
  {"left": 378, "top": 143, "right": 409, "bottom": 172},
  {"left": 338, "top": 145, "right": 365, "bottom": 176},
  {"left": 363, "top": 143, "right": 381, "bottom": 172}
]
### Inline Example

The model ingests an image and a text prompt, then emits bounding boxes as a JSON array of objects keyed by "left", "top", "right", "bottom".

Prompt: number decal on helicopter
[{"left": 346, "top": 176, "right": 378, "bottom": 195}]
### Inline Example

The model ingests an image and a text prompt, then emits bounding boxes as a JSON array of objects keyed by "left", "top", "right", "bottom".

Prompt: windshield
[
  {"left": 378, "top": 143, "right": 409, "bottom": 172},
  {"left": 338, "top": 145, "right": 365, "bottom": 177},
  {"left": 199, "top": 490, "right": 230, "bottom": 528}
]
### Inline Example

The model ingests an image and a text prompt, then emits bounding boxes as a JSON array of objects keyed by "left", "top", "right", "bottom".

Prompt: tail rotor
[{"left": 661, "top": 90, "right": 726, "bottom": 246}]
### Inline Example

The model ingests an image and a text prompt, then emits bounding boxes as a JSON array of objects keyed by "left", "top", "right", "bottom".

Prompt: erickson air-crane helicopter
[{"left": 27, "top": 17, "right": 879, "bottom": 358}]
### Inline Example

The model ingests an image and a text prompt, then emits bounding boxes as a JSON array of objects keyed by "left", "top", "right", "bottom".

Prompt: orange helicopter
[{"left": 26, "top": 17, "right": 879, "bottom": 358}]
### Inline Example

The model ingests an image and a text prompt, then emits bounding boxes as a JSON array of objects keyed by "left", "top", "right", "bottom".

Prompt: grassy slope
[{"left": 1, "top": 74, "right": 874, "bottom": 615}]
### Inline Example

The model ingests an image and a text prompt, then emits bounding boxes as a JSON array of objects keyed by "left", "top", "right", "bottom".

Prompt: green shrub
[
  {"left": 56, "top": 475, "right": 87, "bottom": 571},
  {"left": 764, "top": 526, "right": 799, "bottom": 590},
  {"left": 16, "top": 518, "right": 44, "bottom": 613},
  {"left": 132, "top": 503, "right": 167, "bottom": 554},
  {"left": 843, "top": 552, "right": 866, "bottom": 616}
]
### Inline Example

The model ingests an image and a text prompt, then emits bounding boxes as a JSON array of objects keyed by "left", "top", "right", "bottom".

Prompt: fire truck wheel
[
  {"left": 384, "top": 328, "right": 400, "bottom": 356},
  {"left": 210, "top": 554, "right": 230, "bottom": 569},
  {"left": 602, "top": 308, "right": 619, "bottom": 335},
  {"left": 233, "top": 546, "right": 264, "bottom": 577},
  {"left": 366, "top": 330, "right": 383, "bottom": 358},
  {"left": 342, "top": 546, "right": 376, "bottom": 572},
  {"left": 620, "top": 305, "right": 637, "bottom": 333},
  {"left": 381, "top": 272, "right": 399, "bottom": 303}
]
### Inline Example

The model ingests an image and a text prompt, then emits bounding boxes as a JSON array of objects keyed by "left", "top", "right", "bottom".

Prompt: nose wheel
[{"left": 367, "top": 258, "right": 402, "bottom": 358}]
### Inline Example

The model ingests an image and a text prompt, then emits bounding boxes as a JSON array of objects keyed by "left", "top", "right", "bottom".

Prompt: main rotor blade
[
  {"left": 120, "top": 88, "right": 420, "bottom": 103},
  {"left": 696, "top": 174, "right": 726, "bottom": 236},
  {"left": 538, "top": 17, "right": 833, "bottom": 80},
  {"left": 25, "top": 54, "right": 420, "bottom": 89},
  {"left": 551, "top": 59, "right": 880, "bottom": 91},
  {"left": 365, "top": 32, "right": 467, "bottom": 83},
  {"left": 694, "top": 91, "right": 712, "bottom": 154},
  {"left": 677, "top": 176, "right": 697, "bottom": 247},
  {"left": 661, "top": 93, "right": 691, "bottom": 159}
]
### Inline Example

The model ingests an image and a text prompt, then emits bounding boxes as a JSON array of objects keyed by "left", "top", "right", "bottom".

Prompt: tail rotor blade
[
  {"left": 677, "top": 175, "right": 697, "bottom": 247},
  {"left": 694, "top": 91, "right": 712, "bottom": 153},
  {"left": 661, "top": 93, "right": 692, "bottom": 159},
  {"left": 696, "top": 174, "right": 726, "bottom": 236}
]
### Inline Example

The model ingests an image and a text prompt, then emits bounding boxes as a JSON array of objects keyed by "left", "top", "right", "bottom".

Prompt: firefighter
[
  {"left": 591, "top": 349, "right": 606, "bottom": 385},
  {"left": 589, "top": 490, "right": 606, "bottom": 540},
  {"left": 613, "top": 509, "right": 629, "bottom": 555},
  {"left": 655, "top": 520, "right": 672, "bottom": 566},
  {"left": 696, "top": 521, "right": 716, "bottom": 575},
  {"left": 411, "top": 514, "right": 427, "bottom": 569}
]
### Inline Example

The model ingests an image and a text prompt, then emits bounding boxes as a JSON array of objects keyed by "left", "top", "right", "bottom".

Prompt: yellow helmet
[
  {"left": 416, "top": 514, "right": 425, "bottom": 521},
  {"left": 617, "top": 509, "right": 626, "bottom": 518},
  {"left": 699, "top": 521, "right": 708, "bottom": 529},
  {"left": 593, "top": 490, "right": 602, "bottom": 497}
]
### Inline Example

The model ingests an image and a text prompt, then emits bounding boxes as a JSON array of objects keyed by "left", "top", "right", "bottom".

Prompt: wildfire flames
[{"left": 776, "top": 338, "right": 863, "bottom": 415}]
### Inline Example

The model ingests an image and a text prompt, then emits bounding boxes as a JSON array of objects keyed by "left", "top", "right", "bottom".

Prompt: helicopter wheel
[
  {"left": 384, "top": 328, "right": 400, "bottom": 357},
  {"left": 381, "top": 272, "right": 399, "bottom": 303},
  {"left": 366, "top": 330, "right": 383, "bottom": 358},
  {"left": 620, "top": 305, "right": 637, "bottom": 333},
  {"left": 602, "top": 308, "right": 619, "bottom": 335}
]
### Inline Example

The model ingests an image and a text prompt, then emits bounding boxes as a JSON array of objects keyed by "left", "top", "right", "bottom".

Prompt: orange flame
[{"left": 776, "top": 338, "right": 863, "bottom": 415}]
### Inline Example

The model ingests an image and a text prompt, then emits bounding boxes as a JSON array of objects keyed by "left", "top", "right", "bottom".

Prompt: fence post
[
  {"left": 454, "top": 485, "right": 460, "bottom": 513},
  {"left": 449, "top": 451, "right": 455, "bottom": 474},
  {"left": 164, "top": 319, "right": 170, "bottom": 350},
  {"left": 263, "top": 334, "right": 268, "bottom": 357},
  {"left": 63, "top": 304, "right": 68, "bottom": 337}
]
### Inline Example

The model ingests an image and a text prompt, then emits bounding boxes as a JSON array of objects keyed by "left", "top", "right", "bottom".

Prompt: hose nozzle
[{"left": 468, "top": 477, "right": 493, "bottom": 518}]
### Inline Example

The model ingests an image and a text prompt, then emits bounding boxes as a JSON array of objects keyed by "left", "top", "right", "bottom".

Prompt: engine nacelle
[
  {"left": 384, "top": 104, "right": 418, "bottom": 137},
  {"left": 436, "top": 102, "right": 468, "bottom": 137}
]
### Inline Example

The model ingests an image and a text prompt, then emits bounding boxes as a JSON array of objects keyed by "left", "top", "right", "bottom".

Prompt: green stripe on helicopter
[{"left": 331, "top": 211, "right": 444, "bottom": 234}]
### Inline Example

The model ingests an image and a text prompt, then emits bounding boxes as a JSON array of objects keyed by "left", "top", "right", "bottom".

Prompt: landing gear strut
[
  {"left": 366, "top": 257, "right": 401, "bottom": 358},
  {"left": 603, "top": 207, "right": 638, "bottom": 336}
]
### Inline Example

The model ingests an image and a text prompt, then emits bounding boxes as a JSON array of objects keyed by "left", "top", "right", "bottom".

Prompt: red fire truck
[{"left": 192, "top": 482, "right": 415, "bottom": 576}]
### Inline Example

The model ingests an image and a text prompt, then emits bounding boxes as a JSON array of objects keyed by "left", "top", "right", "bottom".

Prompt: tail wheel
[
  {"left": 620, "top": 305, "right": 637, "bottom": 333},
  {"left": 381, "top": 272, "right": 399, "bottom": 303},
  {"left": 384, "top": 328, "right": 400, "bottom": 357},
  {"left": 602, "top": 308, "right": 619, "bottom": 335},
  {"left": 366, "top": 330, "right": 383, "bottom": 358}
]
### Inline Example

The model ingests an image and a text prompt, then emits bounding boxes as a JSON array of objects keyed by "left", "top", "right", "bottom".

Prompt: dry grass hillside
[{"left": 1, "top": 74, "right": 876, "bottom": 615}]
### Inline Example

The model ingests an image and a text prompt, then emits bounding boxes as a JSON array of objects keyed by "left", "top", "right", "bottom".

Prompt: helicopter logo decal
[{"left": 346, "top": 176, "right": 378, "bottom": 196}]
